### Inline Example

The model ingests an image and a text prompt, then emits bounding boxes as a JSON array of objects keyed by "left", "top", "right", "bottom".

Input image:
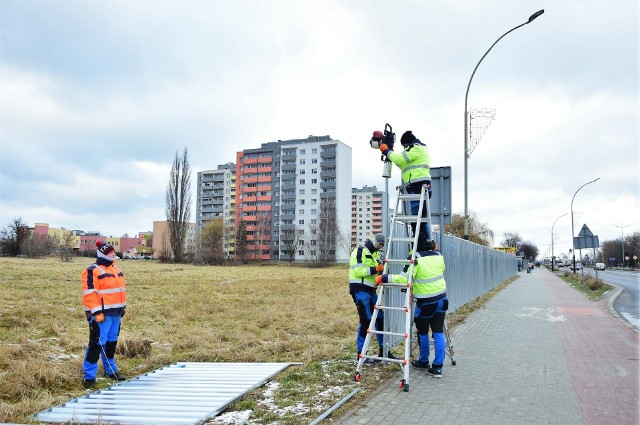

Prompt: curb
[{"left": 605, "top": 282, "right": 639, "bottom": 334}]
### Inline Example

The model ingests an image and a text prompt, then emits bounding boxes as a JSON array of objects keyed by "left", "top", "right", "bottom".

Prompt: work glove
[
  {"left": 121, "top": 308, "right": 126, "bottom": 318},
  {"left": 379, "top": 143, "right": 389, "bottom": 153},
  {"left": 375, "top": 274, "right": 389, "bottom": 285},
  {"left": 376, "top": 264, "right": 384, "bottom": 273},
  {"left": 93, "top": 313, "right": 105, "bottom": 323}
]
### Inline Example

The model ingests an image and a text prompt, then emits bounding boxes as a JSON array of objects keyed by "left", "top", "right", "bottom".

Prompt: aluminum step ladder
[{"left": 354, "top": 184, "right": 432, "bottom": 392}]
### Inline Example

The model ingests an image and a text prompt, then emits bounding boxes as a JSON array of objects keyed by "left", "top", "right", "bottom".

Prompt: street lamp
[
  {"left": 570, "top": 178, "right": 600, "bottom": 273},
  {"left": 463, "top": 9, "right": 545, "bottom": 240},
  {"left": 615, "top": 224, "right": 629, "bottom": 268},
  {"left": 551, "top": 213, "right": 567, "bottom": 271}
]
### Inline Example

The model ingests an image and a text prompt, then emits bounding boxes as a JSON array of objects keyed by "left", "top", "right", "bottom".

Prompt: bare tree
[
  {"left": 335, "top": 222, "right": 352, "bottom": 257},
  {"left": 281, "top": 226, "right": 301, "bottom": 262},
  {"left": 317, "top": 201, "right": 337, "bottom": 263},
  {"left": 0, "top": 217, "right": 29, "bottom": 256},
  {"left": 253, "top": 212, "right": 272, "bottom": 260},
  {"left": 444, "top": 211, "right": 494, "bottom": 246},
  {"left": 235, "top": 220, "right": 248, "bottom": 264},
  {"left": 22, "top": 233, "right": 48, "bottom": 258},
  {"left": 501, "top": 232, "right": 523, "bottom": 248},
  {"left": 200, "top": 219, "right": 224, "bottom": 265},
  {"left": 165, "top": 147, "right": 192, "bottom": 263},
  {"left": 60, "top": 230, "right": 75, "bottom": 262},
  {"left": 519, "top": 241, "right": 539, "bottom": 261}
]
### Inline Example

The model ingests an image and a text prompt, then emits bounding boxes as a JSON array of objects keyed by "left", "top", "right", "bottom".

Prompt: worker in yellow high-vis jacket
[{"left": 376, "top": 233, "right": 447, "bottom": 377}]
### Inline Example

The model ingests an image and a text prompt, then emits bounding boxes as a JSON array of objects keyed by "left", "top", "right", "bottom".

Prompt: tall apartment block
[
  {"left": 351, "top": 185, "right": 384, "bottom": 248},
  {"left": 196, "top": 163, "right": 236, "bottom": 258},
  {"left": 235, "top": 135, "right": 352, "bottom": 262}
]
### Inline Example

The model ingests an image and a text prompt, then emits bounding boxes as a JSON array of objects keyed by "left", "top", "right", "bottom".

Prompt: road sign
[
  {"left": 574, "top": 235, "right": 599, "bottom": 249},
  {"left": 578, "top": 224, "right": 593, "bottom": 237},
  {"left": 429, "top": 166, "right": 452, "bottom": 225}
]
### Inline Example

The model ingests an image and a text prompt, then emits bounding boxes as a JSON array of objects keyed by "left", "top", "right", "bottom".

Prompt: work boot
[
  {"left": 427, "top": 367, "right": 442, "bottom": 378},
  {"left": 104, "top": 371, "right": 126, "bottom": 381},
  {"left": 82, "top": 379, "right": 96, "bottom": 389},
  {"left": 411, "top": 360, "right": 430, "bottom": 370}
]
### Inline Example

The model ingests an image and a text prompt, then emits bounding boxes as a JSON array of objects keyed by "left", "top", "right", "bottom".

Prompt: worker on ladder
[
  {"left": 379, "top": 130, "right": 432, "bottom": 238},
  {"left": 377, "top": 233, "right": 448, "bottom": 378},
  {"left": 349, "top": 233, "right": 396, "bottom": 364}
]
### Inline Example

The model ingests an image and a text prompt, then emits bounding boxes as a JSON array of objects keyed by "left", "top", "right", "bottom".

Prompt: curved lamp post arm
[
  {"left": 551, "top": 213, "right": 567, "bottom": 271},
  {"left": 570, "top": 177, "right": 600, "bottom": 272},
  {"left": 463, "top": 9, "right": 545, "bottom": 240}
]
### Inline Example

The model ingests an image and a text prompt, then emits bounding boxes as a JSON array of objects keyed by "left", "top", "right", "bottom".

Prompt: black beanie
[
  {"left": 417, "top": 232, "right": 434, "bottom": 251},
  {"left": 401, "top": 131, "right": 416, "bottom": 146}
]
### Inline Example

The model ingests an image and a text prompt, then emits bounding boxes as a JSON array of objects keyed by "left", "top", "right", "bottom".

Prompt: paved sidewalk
[{"left": 336, "top": 267, "right": 639, "bottom": 425}]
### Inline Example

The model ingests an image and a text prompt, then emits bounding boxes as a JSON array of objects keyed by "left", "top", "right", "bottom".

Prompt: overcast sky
[{"left": 1, "top": 0, "right": 638, "bottom": 259}]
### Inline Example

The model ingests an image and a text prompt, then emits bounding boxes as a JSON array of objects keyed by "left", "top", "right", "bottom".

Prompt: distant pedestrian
[
  {"left": 81, "top": 241, "right": 127, "bottom": 388},
  {"left": 376, "top": 233, "right": 447, "bottom": 377}
]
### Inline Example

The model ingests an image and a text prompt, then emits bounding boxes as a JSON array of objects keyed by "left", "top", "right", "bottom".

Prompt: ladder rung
[
  {"left": 398, "top": 194, "right": 422, "bottom": 201},
  {"left": 381, "top": 283, "right": 411, "bottom": 289},
  {"left": 361, "top": 355, "right": 405, "bottom": 364},
  {"left": 369, "top": 330, "right": 408, "bottom": 337},
  {"left": 385, "top": 258, "right": 411, "bottom": 264},
  {"left": 392, "top": 215, "right": 422, "bottom": 222},
  {"left": 390, "top": 237, "right": 415, "bottom": 243},
  {"left": 376, "top": 305, "right": 409, "bottom": 312}
]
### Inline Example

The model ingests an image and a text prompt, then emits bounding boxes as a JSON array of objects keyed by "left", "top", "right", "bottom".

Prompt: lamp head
[{"left": 528, "top": 9, "right": 544, "bottom": 23}]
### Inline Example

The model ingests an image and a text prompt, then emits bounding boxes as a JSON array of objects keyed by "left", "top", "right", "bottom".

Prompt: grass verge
[{"left": 558, "top": 271, "right": 612, "bottom": 300}]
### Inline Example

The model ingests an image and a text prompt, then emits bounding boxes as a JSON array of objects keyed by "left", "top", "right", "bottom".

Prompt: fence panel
[{"left": 382, "top": 226, "right": 519, "bottom": 348}]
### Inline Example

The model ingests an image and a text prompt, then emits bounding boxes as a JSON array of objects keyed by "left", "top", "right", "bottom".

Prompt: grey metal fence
[{"left": 382, "top": 225, "right": 519, "bottom": 348}]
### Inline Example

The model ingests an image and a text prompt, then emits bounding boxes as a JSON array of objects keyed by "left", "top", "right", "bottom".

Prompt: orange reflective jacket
[{"left": 82, "top": 262, "right": 127, "bottom": 315}]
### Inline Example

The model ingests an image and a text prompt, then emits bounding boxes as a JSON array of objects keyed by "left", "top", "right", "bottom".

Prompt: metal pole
[
  {"left": 463, "top": 10, "right": 544, "bottom": 240},
  {"left": 570, "top": 178, "right": 600, "bottom": 273},
  {"left": 551, "top": 213, "right": 567, "bottom": 272},
  {"left": 615, "top": 224, "right": 628, "bottom": 268}
]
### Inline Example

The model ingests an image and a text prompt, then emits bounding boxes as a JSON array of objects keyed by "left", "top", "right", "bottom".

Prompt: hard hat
[
  {"left": 374, "top": 233, "right": 385, "bottom": 250},
  {"left": 372, "top": 130, "right": 384, "bottom": 141}
]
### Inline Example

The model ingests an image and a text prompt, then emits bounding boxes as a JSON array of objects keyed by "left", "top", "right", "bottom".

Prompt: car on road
[{"left": 595, "top": 262, "right": 605, "bottom": 270}]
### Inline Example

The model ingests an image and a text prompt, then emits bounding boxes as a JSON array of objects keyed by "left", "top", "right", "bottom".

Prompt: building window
[{"left": 299, "top": 179, "right": 305, "bottom": 184}]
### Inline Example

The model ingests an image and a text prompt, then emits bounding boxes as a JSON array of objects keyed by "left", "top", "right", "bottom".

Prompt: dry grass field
[{"left": 0, "top": 256, "right": 402, "bottom": 424}]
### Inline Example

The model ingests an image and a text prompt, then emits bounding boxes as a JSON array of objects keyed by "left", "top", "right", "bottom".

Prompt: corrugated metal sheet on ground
[{"left": 35, "top": 362, "right": 293, "bottom": 425}]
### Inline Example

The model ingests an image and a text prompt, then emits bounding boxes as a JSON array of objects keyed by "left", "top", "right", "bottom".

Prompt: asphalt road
[{"left": 583, "top": 268, "right": 640, "bottom": 331}]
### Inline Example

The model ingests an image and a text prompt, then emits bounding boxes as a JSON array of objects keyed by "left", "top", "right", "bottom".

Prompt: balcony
[
  {"left": 320, "top": 160, "right": 336, "bottom": 168},
  {"left": 281, "top": 162, "right": 296, "bottom": 172}
]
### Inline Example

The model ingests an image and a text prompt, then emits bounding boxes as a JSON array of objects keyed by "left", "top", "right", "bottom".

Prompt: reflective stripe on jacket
[
  {"left": 388, "top": 250, "right": 446, "bottom": 298},
  {"left": 349, "top": 245, "right": 380, "bottom": 290},
  {"left": 82, "top": 262, "right": 127, "bottom": 315},
  {"left": 387, "top": 143, "right": 431, "bottom": 188}
]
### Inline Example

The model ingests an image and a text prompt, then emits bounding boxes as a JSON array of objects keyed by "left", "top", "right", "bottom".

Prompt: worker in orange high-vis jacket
[{"left": 81, "top": 241, "right": 127, "bottom": 388}]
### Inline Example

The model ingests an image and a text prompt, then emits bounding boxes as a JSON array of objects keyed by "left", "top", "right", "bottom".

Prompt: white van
[{"left": 595, "top": 262, "right": 605, "bottom": 270}]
